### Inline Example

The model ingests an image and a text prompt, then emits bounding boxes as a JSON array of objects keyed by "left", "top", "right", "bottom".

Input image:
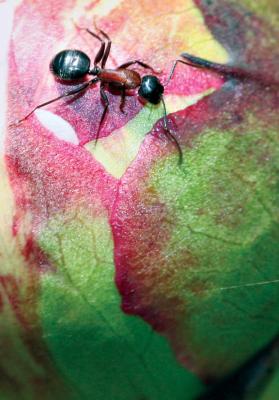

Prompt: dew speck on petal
[{"left": 35, "top": 109, "right": 79, "bottom": 145}]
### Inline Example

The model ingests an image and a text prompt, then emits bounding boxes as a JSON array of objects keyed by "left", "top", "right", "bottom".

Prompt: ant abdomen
[{"left": 50, "top": 49, "right": 91, "bottom": 80}]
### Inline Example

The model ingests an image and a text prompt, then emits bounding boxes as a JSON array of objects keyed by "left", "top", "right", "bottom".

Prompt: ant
[
  {"left": 12, "top": 24, "right": 268, "bottom": 166},
  {"left": 14, "top": 26, "right": 184, "bottom": 164}
]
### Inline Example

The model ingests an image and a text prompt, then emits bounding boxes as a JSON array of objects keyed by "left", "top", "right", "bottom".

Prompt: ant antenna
[{"left": 161, "top": 97, "right": 183, "bottom": 165}]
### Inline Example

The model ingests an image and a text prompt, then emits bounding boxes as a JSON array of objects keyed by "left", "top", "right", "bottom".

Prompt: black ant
[
  {"left": 13, "top": 26, "right": 184, "bottom": 164},
  {"left": 12, "top": 25, "right": 269, "bottom": 166}
]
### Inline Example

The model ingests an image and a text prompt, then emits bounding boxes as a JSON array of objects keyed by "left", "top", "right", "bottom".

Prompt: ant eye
[
  {"left": 50, "top": 50, "right": 90, "bottom": 80},
  {"left": 138, "top": 75, "right": 164, "bottom": 104}
]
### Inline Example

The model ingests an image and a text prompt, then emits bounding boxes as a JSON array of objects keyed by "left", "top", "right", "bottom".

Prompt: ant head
[
  {"left": 138, "top": 75, "right": 164, "bottom": 104},
  {"left": 50, "top": 50, "right": 90, "bottom": 81}
]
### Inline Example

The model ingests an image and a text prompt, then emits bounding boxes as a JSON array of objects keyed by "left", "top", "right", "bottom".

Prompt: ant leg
[
  {"left": 87, "top": 21, "right": 111, "bottom": 68},
  {"left": 11, "top": 78, "right": 99, "bottom": 126},
  {"left": 166, "top": 59, "right": 194, "bottom": 85},
  {"left": 117, "top": 60, "right": 158, "bottom": 73},
  {"left": 86, "top": 29, "right": 106, "bottom": 66},
  {"left": 119, "top": 86, "right": 126, "bottom": 113},
  {"left": 98, "top": 30, "right": 111, "bottom": 68},
  {"left": 91, "top": 21, "right": 112, "bottom": 68},
  {"left": 88, "top": 20, "right": 112, "bottom": 68},
  {"left": 161, "top": 97, "right": 183, "bottom": 165},
  {"left": 76, "top": 25, "right": 106, "bottom": 66},
  {"left": 95, "top": 84, "right": 109, "bottom": 144}
]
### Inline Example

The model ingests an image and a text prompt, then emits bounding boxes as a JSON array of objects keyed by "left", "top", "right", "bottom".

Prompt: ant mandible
[{"left": 15, "top": 26, "right": 184, "bottom": 164}]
